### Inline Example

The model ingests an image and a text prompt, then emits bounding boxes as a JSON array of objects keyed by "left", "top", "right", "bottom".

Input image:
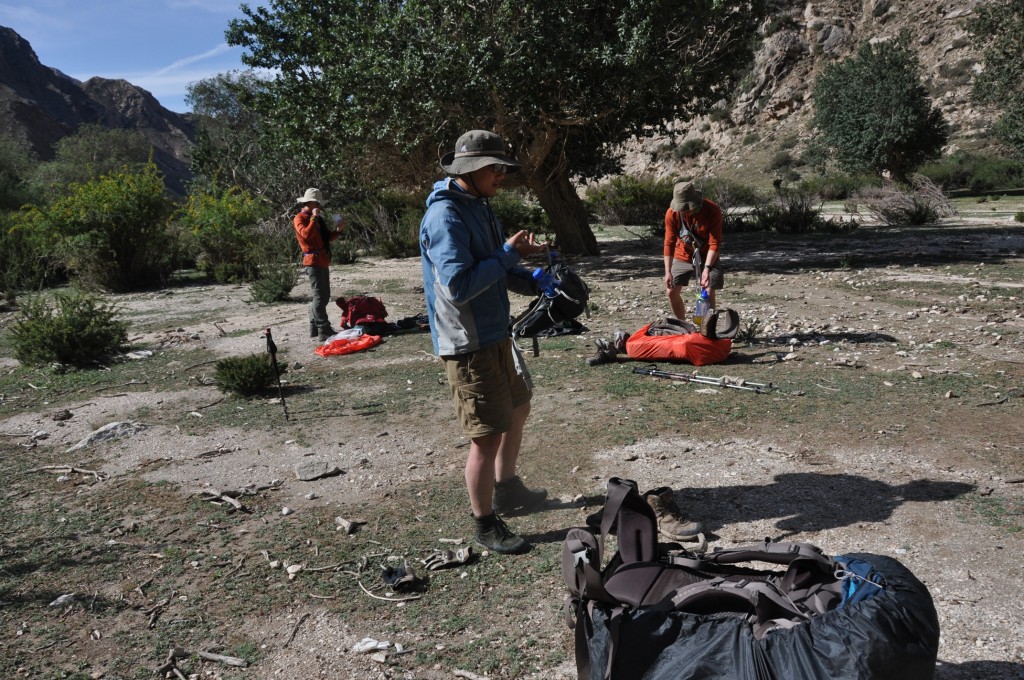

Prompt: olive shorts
[
  {"left": 443, "top": 339, "right": 532, "bottom": 438},
  {"left": 670, "top": 258, "right": 724, "bottom": 289}
]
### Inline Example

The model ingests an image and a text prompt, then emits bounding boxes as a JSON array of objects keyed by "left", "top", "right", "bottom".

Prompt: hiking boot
[
  {"left": 474, "top": 513, "right": 527, "bottom": 554},
  {"left": 492, "top": 476, "right": 548, "bottom": 515},
  {"left": 644, "top": 487, "right": 703, "bottom": 541},
  {"left": 318, "top": 327, "right": 339, "bottom": 341}
]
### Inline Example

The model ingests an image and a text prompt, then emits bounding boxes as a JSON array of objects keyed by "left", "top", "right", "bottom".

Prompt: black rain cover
[{"left": 582, "top": 553, "right": 939, "bottom": 680}]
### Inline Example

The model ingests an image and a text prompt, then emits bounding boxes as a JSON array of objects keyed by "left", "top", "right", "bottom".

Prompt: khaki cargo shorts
[
  {"left": 443, "top": 339, "right": 532, "bottom": 438},
  {"left": 671, "top": 258, "right": 724, "bottom": 289}
]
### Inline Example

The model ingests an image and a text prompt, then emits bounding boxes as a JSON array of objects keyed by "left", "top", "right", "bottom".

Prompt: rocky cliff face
[
  {"left": 0, "top": 26, "right": 195, "bottom": 195},
  {"left": 620, "top": 0, "right": 995, "bottom": 186}
]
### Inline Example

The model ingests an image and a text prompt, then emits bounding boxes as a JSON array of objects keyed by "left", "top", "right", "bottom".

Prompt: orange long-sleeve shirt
[
  {"left": 294, "top": 210, "right": 340, "bottom": 268},
  {"left": 663, "top": 200, "right": 723, "bottom": 263}
]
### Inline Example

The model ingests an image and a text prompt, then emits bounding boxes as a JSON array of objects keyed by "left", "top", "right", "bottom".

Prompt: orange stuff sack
[
  {"left": 625, "top": 323, "right": 731, "bottom": 366},
  {"left": 315, "top": 334, "right": 383, "bottom": 357}
]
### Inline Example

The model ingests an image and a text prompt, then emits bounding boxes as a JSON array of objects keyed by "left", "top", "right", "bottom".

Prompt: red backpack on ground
[{"left": 336, "top": 295, "right": 388, "bottom": 329}]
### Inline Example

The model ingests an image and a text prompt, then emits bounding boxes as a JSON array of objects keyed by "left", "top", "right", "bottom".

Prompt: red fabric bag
[{"left": 625, "top": 323, "right": 731, "bottom": 366}]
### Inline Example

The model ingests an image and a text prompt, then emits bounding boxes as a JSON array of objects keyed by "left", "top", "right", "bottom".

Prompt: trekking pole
[
  {"left": 632, "top": 366, "right": 772, "bottom": 393},
  {"left": 265, "top": 327, "right": 289, "bottom": 420}
]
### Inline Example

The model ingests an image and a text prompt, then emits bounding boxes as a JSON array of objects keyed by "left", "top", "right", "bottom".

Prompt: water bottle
[
  {"left": 532, "top": 268, "right": 559, "bottom": 297},
  {"left": 693, "top": 288, "right": 710, "bottom": 326}
]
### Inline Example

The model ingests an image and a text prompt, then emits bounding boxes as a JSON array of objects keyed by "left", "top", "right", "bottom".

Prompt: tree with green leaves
[
  {"left": 31, "top": 124, "right": 152, "bottom": 201},
  {"left": 812, "top": 36, "right": 947, "bottom": 183},
  {"left": 26, "top": 162, "right": 174, "bottom": 291},
  {"left": 226, "top": 0, "right": 765, "bottom": 255},
  {"left": 968, "top": 0, "right": 1024, "bottom": 158}
]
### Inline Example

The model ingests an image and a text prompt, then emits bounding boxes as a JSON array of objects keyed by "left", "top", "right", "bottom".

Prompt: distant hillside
[
  {"left": 620, "top": 0, "right": 998, "bottom": 188},
  {"left": 0, "top": 25, "right": 196, "bottom": 195}
]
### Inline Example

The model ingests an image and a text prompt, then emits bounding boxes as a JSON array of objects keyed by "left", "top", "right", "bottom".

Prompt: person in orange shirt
[
  {"left": 294, "top": 188, "right": 343, "bottom": 340},
  {"left": 663, "top": 181, "right": 724, "bottom": 320}
]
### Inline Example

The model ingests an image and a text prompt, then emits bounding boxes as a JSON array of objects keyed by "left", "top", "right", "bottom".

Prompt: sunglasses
[{"left": 487, "top": 163, "right": 509, "bottom": 174}]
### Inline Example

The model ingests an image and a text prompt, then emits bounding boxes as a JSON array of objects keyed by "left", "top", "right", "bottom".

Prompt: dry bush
[{"left": 853, "top": 175, "right": 956, "bottom": 226}]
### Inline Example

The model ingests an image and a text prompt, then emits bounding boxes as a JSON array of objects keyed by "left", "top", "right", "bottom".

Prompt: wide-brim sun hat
[
  {"left": 297, "top": 188, "right": 324, "bottom": 204},
  {"left": 670, "top": 181, "right": 703, "bottom": 212},
  {"left": 440, "top": 130, "right": 521, "bottom": 175}
]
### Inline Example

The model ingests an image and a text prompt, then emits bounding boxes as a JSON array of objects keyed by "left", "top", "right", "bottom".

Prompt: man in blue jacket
[{"left": 420, "top": 130, "right": 549, "bottom": 554}]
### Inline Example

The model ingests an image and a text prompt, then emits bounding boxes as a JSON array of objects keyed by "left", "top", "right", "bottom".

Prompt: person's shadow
[
  {"left": 521, "top": 473, "right": 973, "bottom": 547},
  {"left": 673, "top": 472, "right": 974, "bottom": 539},
  {"left": 935, "top": 660, "right": 1024, "bottom": 679}
]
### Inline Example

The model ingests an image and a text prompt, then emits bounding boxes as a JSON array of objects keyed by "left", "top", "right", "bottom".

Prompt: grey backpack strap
[
  {"left": 703, "top": 540, "right": 832, "bottom": 569},
  {"left": 599, "top": 477, "right": 657, "bottom": 565}
]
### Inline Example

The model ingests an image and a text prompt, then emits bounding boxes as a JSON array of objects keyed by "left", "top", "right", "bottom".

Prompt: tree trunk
[{"left": 524, "top": 161, "right": 600, "bottom": 256}]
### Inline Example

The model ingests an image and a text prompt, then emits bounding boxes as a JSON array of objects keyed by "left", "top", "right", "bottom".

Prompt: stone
[{"left": 294, "top": 461, "right": 343, "bottom": 481}]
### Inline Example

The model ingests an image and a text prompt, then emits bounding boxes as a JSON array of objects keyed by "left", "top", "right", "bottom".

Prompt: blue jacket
[{"left": 420, "top": 179, "right": 535, "bottom": 355}]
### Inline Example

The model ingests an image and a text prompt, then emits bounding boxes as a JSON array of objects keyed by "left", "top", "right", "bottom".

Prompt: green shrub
[
  {"left": 584, "top": 175, "right": 675, "bottom": 225},
  {"left": 746, "top": 188, "right": 854, "bottom": 234},
  {"left": 27, "top": 162, "right": 174, "bottom": 292},
  {"left": 742, "top": 132, "right": 760, "bottom": 146},
  {"left": 345, "top": 190, "right": 424, "bottom": 259},
  {"left": 767, "top": 151, "right": 794, "bottom": 171},
  {"left": 779, "top": 134, "right": 800, "bottom": 150},
  {"left": 674, "top": 138, "right": 710, "bottom": 160},
  {"left": 796, "top": 173, "right": 881, "bottom": 200},
  {"left": 250, "top": 263, "right": 298, "bottom": 303},
  {"left": 330, "top": 239, "right": 360, "bottom": 265},
  {"left": 0, "top": 212, "right": 56, "bottom": 302},
  {"left": 215, "top": 353, "right": 284, "bottom": 397},
  {"left": 10, "top": 292, "right": 128, "bottom": 366},
  {"left": 1015, "top": 211, "right": 1024, "bottom": 222},
  {"left": 490, "top": 189, "right": 548, "bottom": 234},
  {"left": 917, "top": 151, "right": 1024, "bottom": 193},
  {"left": 708, "top": 108, "right": 732, "bottom": 124},
  {"left": 176, "top": 185, "right": 269, "bottom": 283}
]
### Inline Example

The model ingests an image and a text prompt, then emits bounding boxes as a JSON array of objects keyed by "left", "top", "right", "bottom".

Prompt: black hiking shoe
[
  {"left": 492, "top": 476, "right": 548, "bottom": 516},
  {"left": 474, "top": 513, "right": 527, "bottom": 554}
]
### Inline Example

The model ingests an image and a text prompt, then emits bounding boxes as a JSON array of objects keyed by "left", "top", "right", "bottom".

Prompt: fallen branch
[
  {"left": 453, "top": 671, "right": 490, "bottom": 680},
  {"left": 305, "top": 562, "right": 345, "bottom": 573},
  {"left": 197, "top": 490, "right": 246, "bottom": 512},
  {"left": 196, "top": 651, "right": 248, "bottom": 667},
  {"left": 93, "top": 380, "right": 147, "bottom": 393},
  {"left": 28, "top": 464, "right": 108, "bottom": 482},
  {"left": 0, "top": 432, "right": 34, "bottom": 437},
  {"left": 356, "top": 580, "right": 421, "bottom": 602},
  {"left": 156, "top": 647, "right": 248, "bottom": 675},
  {"left": 196, "top": 397, "right": 225, "bottom": 410},
  {"left": 974, "top": 397, "right": 1009, "bottom": 407},
  {"left": 284, "top": 612, "right": 309, "bottom": 647}
]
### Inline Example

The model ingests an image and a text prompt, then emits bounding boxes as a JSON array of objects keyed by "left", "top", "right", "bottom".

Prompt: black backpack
[
  {"left": 563, "top": 478, "right": 940, "bottom": 680},
  {"left": 512, "top": 258, "right": 590, "bottom": 354}
]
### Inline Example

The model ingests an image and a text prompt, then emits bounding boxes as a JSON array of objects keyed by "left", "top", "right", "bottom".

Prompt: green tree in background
[
  {"left": 176, "top": 185, "right": 271, "bottom": 283},
  {"left": 968, "top": 0, "right": 1024, "bottom": 158},
  {"left": 187, "top": 71, "right": 309, "bottom": 208},
  {"left": 227, "top": 0, "right": 765, "bottom": 255},
  {"left": 0, "top": 137, "right": 34, "bottom": 210},
  {"left": 27, "top": 162, "right": 174, "bottom": 291},
  {"left": 813, "top": 37, "right": 947, "bottom": 182},
  {"left": 31, "top": 124, "right": 152, "bottom": 201}
]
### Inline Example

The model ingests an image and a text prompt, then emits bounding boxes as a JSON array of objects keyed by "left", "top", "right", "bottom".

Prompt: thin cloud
[{"left": 149, "top": 43, "right": 236, "bottom": 78}]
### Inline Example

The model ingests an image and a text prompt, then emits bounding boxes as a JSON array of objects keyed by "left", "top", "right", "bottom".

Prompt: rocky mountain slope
[
  {"left": 622, "top": 0, "right": 995, "bottom": 186},
  {"left": 0, "top": 26, "right": 195, "bottom": 195}
]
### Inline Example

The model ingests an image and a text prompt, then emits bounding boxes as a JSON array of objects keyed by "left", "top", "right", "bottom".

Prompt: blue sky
[{"left": 0, "top": 0, "right": 269, "bottom": 113}]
